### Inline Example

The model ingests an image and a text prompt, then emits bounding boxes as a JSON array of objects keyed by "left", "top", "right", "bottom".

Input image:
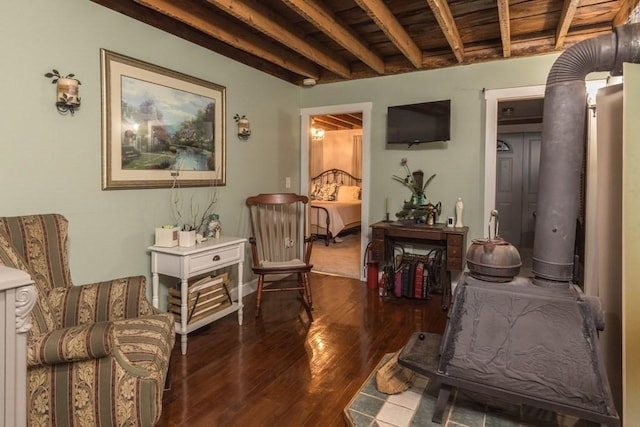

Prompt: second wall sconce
[
  {"left": 310, "top": 119, "right": 325, "bottom": 141},
  {"left": 234, "top": 113, "right": 251, "bottom": 140},
  {"left": 44, "top": 69, "right": 81, "bottom": 115}
]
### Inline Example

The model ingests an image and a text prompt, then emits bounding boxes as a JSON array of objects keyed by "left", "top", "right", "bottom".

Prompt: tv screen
[{"left": 387, "top": 100, "right": 451, "bottom": 146}]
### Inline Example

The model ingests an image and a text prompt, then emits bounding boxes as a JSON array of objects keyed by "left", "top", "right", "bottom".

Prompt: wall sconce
[
  {"left": 310, "top": 120, "right": 325, "bottom": 141},
  {"left": 44, "top": 69, "right": 81, "bottom": 115},
  {"left": 310, "top": 127, "right": 325, "bottom": 141},
  {"left": 234, "top": 114, "right": 251, "bottom": 140}
]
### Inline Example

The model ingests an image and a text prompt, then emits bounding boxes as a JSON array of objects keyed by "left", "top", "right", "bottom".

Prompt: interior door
[
  {"left": 496, "top": 135, "right": 524, "bottom": 246},
  {"left": 496, "top": 132, "right": 541, "bottom": 247},
  {"left": 521, "top": 133, "right": 541, "bottom": 247}
]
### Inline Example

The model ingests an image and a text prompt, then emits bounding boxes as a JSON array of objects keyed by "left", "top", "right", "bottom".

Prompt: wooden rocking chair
[{"left": 246, "top": 193, "right": 314, "bottom": 321}]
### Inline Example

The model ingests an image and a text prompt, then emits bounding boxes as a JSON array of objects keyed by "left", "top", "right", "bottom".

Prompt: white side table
[{"left": 149, "top": 236, "right": 247, "bottom": 355}]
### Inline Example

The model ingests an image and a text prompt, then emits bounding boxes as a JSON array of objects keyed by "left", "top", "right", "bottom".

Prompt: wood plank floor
[{"left": 157, "top": 273, "right": 448, "bottom": 427}]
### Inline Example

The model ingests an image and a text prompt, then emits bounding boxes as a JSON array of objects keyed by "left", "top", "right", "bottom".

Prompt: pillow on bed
[
  {"left": 309, "top": 182, "right": 322, "bottom": 200},
  {"left": 337, "top": 185, "right": 361, "bottom": 201},
  {"left": 316, "top": 182, "right": 339, "bottom": 201}
]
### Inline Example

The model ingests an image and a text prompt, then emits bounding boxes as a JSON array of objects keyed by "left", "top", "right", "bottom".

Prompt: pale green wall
[
  {"left": 300, "top": 55, "right": 560, "bottom": 241},
  {"left": 0, "top": 0, "right": 298, "bottom": 294}
]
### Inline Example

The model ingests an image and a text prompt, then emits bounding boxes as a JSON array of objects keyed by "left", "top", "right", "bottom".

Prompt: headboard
[{"left": 310, "top": 169, "right": 361, "bottom": 187}]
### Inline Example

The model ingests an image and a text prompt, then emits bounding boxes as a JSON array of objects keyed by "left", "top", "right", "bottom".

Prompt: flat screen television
[{"left": 387, "top": 100, "right": 451, "bottom": 146}]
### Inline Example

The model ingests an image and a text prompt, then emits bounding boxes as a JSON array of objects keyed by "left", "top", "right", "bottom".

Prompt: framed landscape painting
[{"left": 101, "top": 49, "right": 226, "bottom": 189}]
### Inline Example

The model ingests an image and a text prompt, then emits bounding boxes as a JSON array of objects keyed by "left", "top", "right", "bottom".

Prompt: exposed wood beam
[
  {"left": 496, "top": 0, "right": 511, "bottom": 57},
  {"left": 319, "top": 29, "right": 613, "bottom": 83},
  {"left": 555, "top": 0, "right": 580, "bottom": 49},
  {"left": 354, "top": 0, "right": 422, "bottom": 68},
  {"left": 313, "top": 118, "right": 344, "bottom": 130},
  {"left": 325, "top": 113, "right": 362, "bottom": 128},
  {"left": 282, "top": 0, "right": 386, "bottom": 74},
  {"left": 89, "top": 0, "right": 302, "bottom": 84},
  {"left": 425, "top": 0, "right": 464, "bottom": 63},
  {"left": 133, "top": 0, "right": 321, "bottom": 79},
  {"left": 205, "top": 0, "right": 351, "bottom": 78},
  {"left": 343, "top": 113, "right": 364, "bottom": 126},
  {"left": 614, "top": 0, "right": 640, "bottom": 26}
]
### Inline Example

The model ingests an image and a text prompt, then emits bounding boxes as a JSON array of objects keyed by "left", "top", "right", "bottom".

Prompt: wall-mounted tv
[{"left": 387, "top": 100, "right": 451, "bottom": 146}]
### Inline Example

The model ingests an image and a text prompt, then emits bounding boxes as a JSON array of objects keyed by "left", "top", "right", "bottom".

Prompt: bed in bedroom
[{"left": 309, "top": 169, "right": 362, "bottom": 246}]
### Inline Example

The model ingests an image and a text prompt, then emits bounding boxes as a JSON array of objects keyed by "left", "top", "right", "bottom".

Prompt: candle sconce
[
  {"left": 234, "top": 113, "right": 251, "bottom": 140},
  {"left": 44, "top": 69, "right": 81, "bottom": 115}
]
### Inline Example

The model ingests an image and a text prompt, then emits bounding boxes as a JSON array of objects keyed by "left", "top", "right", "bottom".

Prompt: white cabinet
[{"left": 149, "top": 236, "right": 247, "bottom": 355}]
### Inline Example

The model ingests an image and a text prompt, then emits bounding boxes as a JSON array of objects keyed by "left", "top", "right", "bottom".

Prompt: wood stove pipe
[{"left": 533, "top": 23, "right": 640, "bottom": 288}]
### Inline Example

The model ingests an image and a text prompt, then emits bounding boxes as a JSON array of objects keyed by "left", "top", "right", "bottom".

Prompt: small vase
[
  {"left": 413, "top": 193, "right": 426, "bottom": 206},
  {"left": 455, "top": 197, "right": 464, "bottom": 227},
  {"left": 207, "top": 214, "right": 221, "bottom": 238}
]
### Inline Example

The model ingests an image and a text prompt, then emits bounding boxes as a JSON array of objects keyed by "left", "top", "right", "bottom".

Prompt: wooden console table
[
  {"left": 370, "top": 221, "right": 468, "bottom": 308},
  {"left": 149, "top": 236, "right": 246, "bottom": 355}
]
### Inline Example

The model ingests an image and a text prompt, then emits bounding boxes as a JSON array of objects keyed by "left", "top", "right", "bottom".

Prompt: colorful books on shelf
[
  {"left": 168, "top": 273, "right": 232, "bottom": 324},
  {"left": 392, "top": 253, "right": 441, "bottom": 300}
]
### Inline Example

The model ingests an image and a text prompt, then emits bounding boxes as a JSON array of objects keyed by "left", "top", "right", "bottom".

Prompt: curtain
[{"left": 352, "top": 134, "right": 362, "bottom": 178}]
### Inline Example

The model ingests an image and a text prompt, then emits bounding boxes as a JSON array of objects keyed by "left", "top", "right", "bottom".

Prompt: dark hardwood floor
[{"left": 157, "top": 273, "right": 448, "bottom": 427}]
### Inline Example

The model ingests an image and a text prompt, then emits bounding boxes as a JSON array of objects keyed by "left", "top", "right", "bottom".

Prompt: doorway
[
  {"left": 300, "top": 103, "right": 372, "bottom": 281},
  {"left": 483, "top": 86, "right": 545, "bottom": 232},
  {"left": 485, "top": 87, "right": 545, "bottom": 276}
]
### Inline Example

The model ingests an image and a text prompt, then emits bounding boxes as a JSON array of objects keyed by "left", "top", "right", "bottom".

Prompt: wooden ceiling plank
[
  {"left": 497, "top": 0, "right": 511, "bottom": 58},
  {"left": 326, "top": 114, "right": 361, "bottom": 128},
  {"left": 425, "top": 0, "right": 465, "bottom": 63},
  {"left": 205, "top": 0, "right": 351, "bottom": 78},
  {"left": 354, "top": 0, "right": 423, "bottom": 68},
  {"left": 282, "top": 0, "right": 386, "bottom": 74},
  {"left": 90, "top": 0, "right": 302, "bottom": 83},
  {"left": 614, "top": 0, "right": 640, "bottom": 26},
  {"left": 555, "top": 0, "right": 580, "bottom": 49},
  {"left": 134, "top": 0, "right": 320, "bottom": 79},
  {"left": 313, "top": 113, "right": 363, "bottom": 130}
]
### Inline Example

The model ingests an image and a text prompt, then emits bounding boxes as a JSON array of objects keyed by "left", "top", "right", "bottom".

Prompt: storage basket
[{"left": 168, "top": 273, "right": 232, "bottom": 324}]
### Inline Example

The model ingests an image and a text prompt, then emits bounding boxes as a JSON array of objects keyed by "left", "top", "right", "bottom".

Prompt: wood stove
[{"left": 399, "top": 23, "right": 640, "bottom": 427}]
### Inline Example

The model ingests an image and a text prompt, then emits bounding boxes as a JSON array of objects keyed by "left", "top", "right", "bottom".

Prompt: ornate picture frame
[{"left": 101, "top": 49, "right": 226, "bottom": 190}]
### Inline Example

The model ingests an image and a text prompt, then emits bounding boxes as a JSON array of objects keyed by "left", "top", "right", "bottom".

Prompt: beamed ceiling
[{"left": 91, "top": 0, "right": 639, "bottom": 87}]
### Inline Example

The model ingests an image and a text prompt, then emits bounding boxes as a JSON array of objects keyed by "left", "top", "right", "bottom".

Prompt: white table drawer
[{"left": 188, "top": 245, "right": 242, "bottom": 274}]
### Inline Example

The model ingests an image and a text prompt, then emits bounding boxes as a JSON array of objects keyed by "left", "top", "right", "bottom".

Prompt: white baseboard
[
  {"left": 228, "top": 277, "right": 258, "bottom": 301},
  {"left": 228, "top": 274, "right": 293, "bottom": 301}
]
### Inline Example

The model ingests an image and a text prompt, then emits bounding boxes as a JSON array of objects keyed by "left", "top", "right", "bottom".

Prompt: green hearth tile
[
  {"left": 449, "top": 405, "right": 485, "bottom": 427},
  {"left": 449, "top": 391, "right": 487, "bottom": 427},
  {"left": 350, "top": 393, "right": 386, "bottom": 418},
  {"left": 483, "top": 396, "right": 520, "bottom": 426},
  {"left": 485, "top": 413, "right": 520, "bottom": 427},
  {"left": 363, "top": 379, "right": 390, "bottom": 400},
  {"left": 347, "top": 408, "right": 375, "bottom": 427},
  {"left": 411, "top": 386, "right": 452, "bottom": 427},
  {"left": 520, "top": 405, "right": 558, "bottom": 426}
]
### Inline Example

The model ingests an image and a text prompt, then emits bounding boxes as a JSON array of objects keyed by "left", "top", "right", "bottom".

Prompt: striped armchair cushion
[{"left": 0, "top": 214, "right": 73, "bottom": 294}]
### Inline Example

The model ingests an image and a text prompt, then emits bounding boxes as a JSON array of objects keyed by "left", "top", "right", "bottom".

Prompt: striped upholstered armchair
[{"left": 0, "top": 214, "right": 175, "bottom": 426}]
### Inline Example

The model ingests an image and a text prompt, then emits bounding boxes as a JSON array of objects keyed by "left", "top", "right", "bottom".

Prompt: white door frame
[
  {"left": 483, "top": 86, "right": 545, "bottom": 229},
  {"left": 485, "top": 81, "right": 605, "bottom": 294},
  {"left": 301, "top": 102, "right": 372, "bottom": 281}
]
